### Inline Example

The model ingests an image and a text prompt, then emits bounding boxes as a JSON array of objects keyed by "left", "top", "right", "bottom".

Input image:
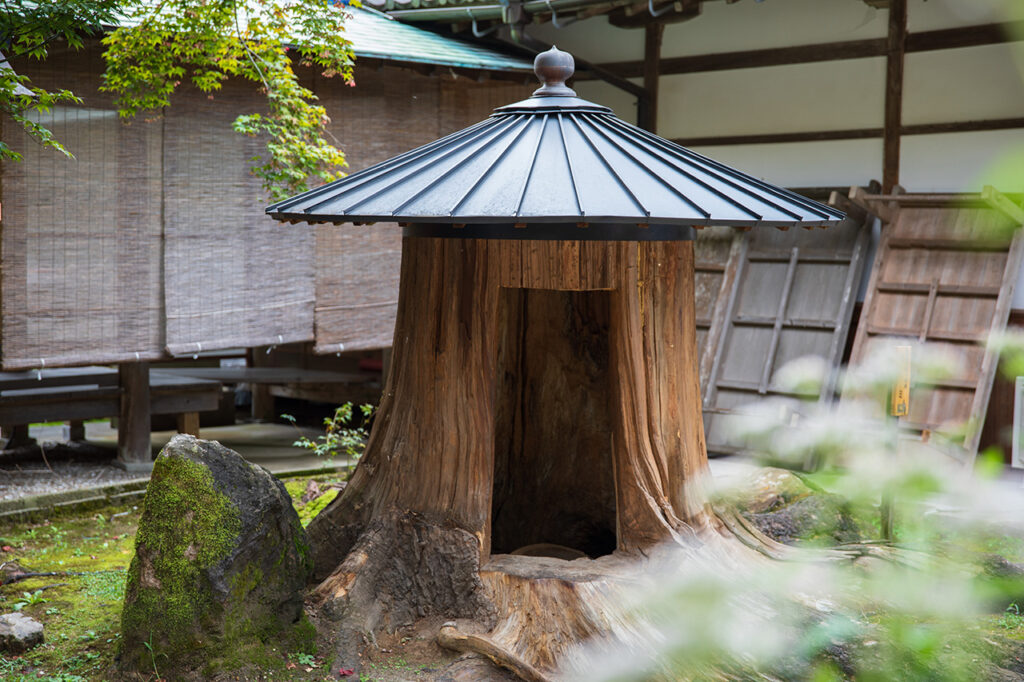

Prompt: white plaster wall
[
  {"left": 687, "top": 139, "right": 883, "bottom": 189},
  {"left": 658, "top": 58, "right": 887, "bottom": 139},
  {"left": 531, "top": 0, "right": 1024, "bottom": 303},
  {"left": 533, "top": 0, "right": 1024, "bottom": 191}
]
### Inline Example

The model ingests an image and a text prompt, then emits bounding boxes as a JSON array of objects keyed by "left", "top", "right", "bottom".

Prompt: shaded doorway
[{"left": 491, "top": 287, "right": 617, "bottom": 558}]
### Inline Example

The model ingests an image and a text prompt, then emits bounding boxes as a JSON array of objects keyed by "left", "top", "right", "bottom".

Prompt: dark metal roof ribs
[
  {"left": 449, "top": 118, "right": 538, "bottom": 216},
  {"left": 600, "top": 116, "right": 794, "bottom": 220},
  {"left": 386, "top": 115, "right": 525, "bottom": 216},
  {"left": 603, "top": 116, "right": 835, "bottom": 220},
  {"left": 569, "top": 115, "right": 650, "bottom": 217},
  {"left": 266, "top": 46, "right": 846, "bottom": 236},
  {"left": 514, "top": 118, "right": 547, "bottom": 217},
  {"left": 275, "top": 118, "right": 495, "bottom": 214},
  {"left": 584, "top": 115, "right": 718, "bottom": 219},
  {"left": 556, "top": 113, "right": 584, "bottom": 216},
  {"left": 341, "top": 116, "right": 521, "bottom": 215}
]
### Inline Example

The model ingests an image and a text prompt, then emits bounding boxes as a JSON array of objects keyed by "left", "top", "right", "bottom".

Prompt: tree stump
[{"left": 307, "top": 237, "right": 725, "bottom": 676}]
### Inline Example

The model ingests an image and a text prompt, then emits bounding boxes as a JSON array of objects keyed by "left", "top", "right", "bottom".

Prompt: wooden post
[
  {"left": 2, "top": 424, "right": 35, "bottom": 449},
  {"left": 117, "top": 362, "right": 152, "bottom": 471},
  {"left": 66, "top": 420, "right": 86, "bottom": 442},
  {"left": 251, "top": 346, "right": 276, "bottom": 421},
  {"left": 176, "top": 412, "right": 200, "bottom": 437},
  {"left": 638, "top": 23, "right": 664, "bottom": 133},
  {"left": 883, "top": 0, "right": 908, "bottom": 193}
]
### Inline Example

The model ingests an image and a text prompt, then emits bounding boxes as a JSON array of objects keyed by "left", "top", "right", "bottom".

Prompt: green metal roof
[
  {"left": 107, "top": 5, "right": 531, "bottom": 73},
  {"left": 344, "top": 7, "right": 531, "bottom": 71}
]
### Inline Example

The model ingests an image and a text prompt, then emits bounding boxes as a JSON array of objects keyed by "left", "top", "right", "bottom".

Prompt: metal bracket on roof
[
  {"left": 544, "top": 0, "right": 578, "bottom": 29},
  {"left": 499, "top": 0, "right": 525, "bottom": 24},
  {"left": 648, "top": 0, "right": 675, "bottom": 18},
  {"left": 467, "top": 8, "right": 500, "bottom": 37}
]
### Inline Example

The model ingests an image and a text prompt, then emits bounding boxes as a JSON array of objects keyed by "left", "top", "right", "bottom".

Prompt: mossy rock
[
  {"left": 731, "top": 467, "right": 815, "bottom": 515},
  {"left": 118, "top": 435, "right": 313, "bottom": 677},
  {"left": 747, "top": 494, "right": 863, "bottom": 546}
]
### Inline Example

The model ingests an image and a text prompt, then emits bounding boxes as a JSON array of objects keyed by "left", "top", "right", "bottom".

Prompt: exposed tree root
[
  {"left": 715, "top": 504, "right": 935, "bottom": 569},
  {"left": 0, "top": 561, "right": 97, "bottom": 586},
  {"left": 438, "top": 623, "right": 552, "bottom": 682}
]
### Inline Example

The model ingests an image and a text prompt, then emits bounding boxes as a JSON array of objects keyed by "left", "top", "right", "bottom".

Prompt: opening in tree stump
[{"left": 493, "top": 288, "right": 617, "bottom": 559}]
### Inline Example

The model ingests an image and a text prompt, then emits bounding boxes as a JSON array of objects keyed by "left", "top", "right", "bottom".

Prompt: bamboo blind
[
  {"left": 311, "top": 69, "right": 529, "bottom": 352},
  {"left": 162, "top": 82, "right": 315, "bottom": 355},
  {"left": 0, "top": 45, "right": 530, "bottom": 368},
  {"left": 1, "top": 48, "right": 165, "bottom": 370}
]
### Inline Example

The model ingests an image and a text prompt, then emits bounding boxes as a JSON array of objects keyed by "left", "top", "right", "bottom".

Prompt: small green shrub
[{"left": 283, "top": 402, "right": 374, "bottom": 464}]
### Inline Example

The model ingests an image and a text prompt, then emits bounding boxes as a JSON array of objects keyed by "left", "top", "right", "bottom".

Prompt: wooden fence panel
[
  {"left": 847, "top": 190, "right": 1024, "bottom": 460},
  {"left": 703, "top": 195, "right": 871, "bottom": 455}
]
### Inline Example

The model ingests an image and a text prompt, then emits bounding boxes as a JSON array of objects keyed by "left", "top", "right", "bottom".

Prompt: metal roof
[
  {"left": 342, "top": 7, "right": 532, "bottom": 71},
  {"left": 268, "top": 47, "right": 845, "bottom": 240},
  {"left": 106, "top": 5, "right": 531, "bottom": 73}
]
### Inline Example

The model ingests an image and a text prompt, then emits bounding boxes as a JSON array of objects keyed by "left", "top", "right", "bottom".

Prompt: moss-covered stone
[{"left": 118, "top": 435, "right": 313, "bottom": 677}]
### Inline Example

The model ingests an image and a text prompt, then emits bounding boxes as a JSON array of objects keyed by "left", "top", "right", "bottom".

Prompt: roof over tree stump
[{"left": 269, "top": 46, "right": 843, "bottom": 680}]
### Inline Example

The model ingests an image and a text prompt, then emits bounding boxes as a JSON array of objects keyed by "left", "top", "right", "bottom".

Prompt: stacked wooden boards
[
  {"left": 697, "top": 193, "right": 872, "bottom": 455},
  {"left": 846, "top": 189, "right": 1024, "bottom": 461},
  {"left": 696, "top": 188, "right": 1024, "bottom": 463}
]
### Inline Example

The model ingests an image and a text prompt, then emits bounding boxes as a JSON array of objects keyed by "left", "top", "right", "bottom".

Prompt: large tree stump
[{"left": 307, "top": 236, "right": 722, "bottom": 676}]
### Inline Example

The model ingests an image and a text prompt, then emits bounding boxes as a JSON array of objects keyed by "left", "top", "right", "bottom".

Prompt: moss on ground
[
  {"left": 0, "top": 473, "right": 346, "bottom": 682},
  {"left": 283, "top": 474, "right": 345, "bottom": 528},
  {"left": 0, "top": 505, "right": 136, "bottom": 681}
]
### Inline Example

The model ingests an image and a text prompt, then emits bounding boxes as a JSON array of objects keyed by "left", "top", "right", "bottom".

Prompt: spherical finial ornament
[{"left": 533, "top": 46, "right": 577, "bottom": 97}]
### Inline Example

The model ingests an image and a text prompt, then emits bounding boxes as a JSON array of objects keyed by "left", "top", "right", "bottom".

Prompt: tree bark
[{"left": 306, "top": 236, "right": 718, "bottom": 676}]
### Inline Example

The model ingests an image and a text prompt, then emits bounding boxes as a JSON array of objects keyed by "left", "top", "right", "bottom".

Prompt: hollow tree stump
[{"left": 306, "top": 236, "right": 722, "bottom": 676}]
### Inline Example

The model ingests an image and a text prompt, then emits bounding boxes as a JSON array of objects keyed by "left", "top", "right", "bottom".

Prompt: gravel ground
[
  {"left": 0, "top": 422, "right": 334, "bottom": 504},
  {"left": 0, "top": 459, "right": 145, "bottom": 501},
  {"left": 0, "top": 437, "right": 144, "bottom": 502}
]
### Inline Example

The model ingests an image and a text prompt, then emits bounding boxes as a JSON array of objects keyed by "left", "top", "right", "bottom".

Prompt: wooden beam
[
  {"left": 500, "top": 30, "right": 647, "bottom": 98},
  {"left": 592, "top": 21, "right": 1024, "bottom": 78},
  {"left": 117, "top": 362, "right": 152, "bottom": 471},
  {"left": 670, "top": 116, "right": 1024, "bottom": 147},
  {"left": 637, "top": 23, "right": 664, "bottom": 133},
  {"left": 67, "top": 420, "right": 86, "bottom": 442},
  {"left": 883, "top": 0, "right": 908, "bottom": 193}
]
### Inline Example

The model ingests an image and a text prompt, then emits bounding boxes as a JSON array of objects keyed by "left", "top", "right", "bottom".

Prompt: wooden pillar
[
  {"left": 176, "top": 412, "right": 200, "bottom": 437},
  {"left": 65, "top": 420, "right": 86, "bottom": 442},
  {"left": 2, "top": 424, "right": 35, "bottom": 449},
  {"left": 251, "top": 385, "right": 275, "bottom": 421},
  {"left": 250, "top": 346, "right": 275, "bottom": 421},
  {"left": 638, "top": 23, "right": 664, "bottom": 133},
  {"left": 117, "top": 362, "right": 152, "bottom": 471},
  {"left": 883, "top": 0, "right": 908, "bottom": 193}
]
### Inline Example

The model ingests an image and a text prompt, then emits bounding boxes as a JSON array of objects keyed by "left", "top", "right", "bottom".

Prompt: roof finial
[{"left": 533, "top": 46, "right": 576, "bottom": 97}]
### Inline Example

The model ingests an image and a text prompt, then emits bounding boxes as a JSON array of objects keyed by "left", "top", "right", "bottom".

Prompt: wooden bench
[
  {"left": 0, "top": 366, "right": 222, "bottom": 469},
  {"left": 155, "top": 367, "right": 382, "bottom": 417}
]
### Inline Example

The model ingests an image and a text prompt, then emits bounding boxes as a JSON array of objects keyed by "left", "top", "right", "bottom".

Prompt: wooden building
[
  {"left": 0, "top": 8, "right": 532, "bottom": 466},
  {"left": 3, "top": 0, "right": 1024, "bottom": 467},
  {"left": 364, "top": 0, "right": 1024, "bottom": 465}
]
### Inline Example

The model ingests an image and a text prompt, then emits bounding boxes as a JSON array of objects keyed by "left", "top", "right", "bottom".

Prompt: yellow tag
[{"left": 891, "top": 345, "right": 911, "bottom": 417}]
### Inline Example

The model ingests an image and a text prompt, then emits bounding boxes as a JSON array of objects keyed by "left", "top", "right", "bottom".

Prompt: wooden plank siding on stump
[
  {"left": 701, "top": 196, "right": 872, "bottom": 455},
  {"left": 847, "top": 190, "right": 1024, "bottom": 461}
]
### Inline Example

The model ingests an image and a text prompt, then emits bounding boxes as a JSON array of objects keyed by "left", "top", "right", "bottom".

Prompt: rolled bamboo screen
[
  {"left": 311, "top": 72, "right": 529, "bottom": 353},
  {"left": 162, "top": 82, "right": 315, "bottom": 356},
  {"left": 1, "top": 49, "right": 165, "bottom": 370},
  {"left": 0, "top": 45, "right": 529, "bottom": 369}
]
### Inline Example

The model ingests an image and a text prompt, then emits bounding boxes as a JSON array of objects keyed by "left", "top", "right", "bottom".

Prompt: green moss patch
[
  {"left": 0, "top": 505, "right": 136, "bottom": 681},
  {"left": 1, "top": 473, "right": 343, "bottom": 681},
  {"left": 118, "top": 454, "right": 243, "bottom": 671}
]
